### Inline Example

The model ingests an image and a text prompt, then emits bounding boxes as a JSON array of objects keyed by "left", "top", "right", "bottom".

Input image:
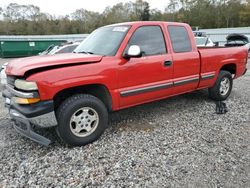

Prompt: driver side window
[{"left": 127, "top": 26, "right": 167, "bottom": 56}]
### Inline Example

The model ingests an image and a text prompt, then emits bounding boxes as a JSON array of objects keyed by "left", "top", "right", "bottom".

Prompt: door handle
[{"left": 164, "top": 60, "right": 172, "bottom": 67}]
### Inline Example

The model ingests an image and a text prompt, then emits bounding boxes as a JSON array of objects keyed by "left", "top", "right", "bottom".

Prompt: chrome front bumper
[
  {"left": 7, "top": 107, "right": 57, "bottom": 146},
  {"left": 3, "top": 86, "right": 58, "bottom": 146},
  {"left": 9, "top": 108, "right": 58, "bottom": 128},
  {"left": 10, "top": 109, "right": 51, "bottom": 146}
]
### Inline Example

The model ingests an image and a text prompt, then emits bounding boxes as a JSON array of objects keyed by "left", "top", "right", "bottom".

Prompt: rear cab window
[{"left": 168, "top": 25, "right": 192, "bottom": 53}]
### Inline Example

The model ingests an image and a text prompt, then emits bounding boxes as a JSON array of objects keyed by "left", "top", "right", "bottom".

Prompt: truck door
[
  {"left": 118, "top": 25, "right": 173, "bottom": 108},
  {"left": 167, "top": 25, "right": 200, "bottom": 94}
]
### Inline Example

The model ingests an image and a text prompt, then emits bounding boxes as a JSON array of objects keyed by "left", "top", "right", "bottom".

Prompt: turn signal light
[{"left": 13, "top": 97, "right": 40, "bottom": 104}]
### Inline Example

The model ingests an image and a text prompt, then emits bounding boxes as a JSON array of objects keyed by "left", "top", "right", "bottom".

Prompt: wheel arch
[
  {"left": 220, "top": 63, "right": 236, "bottom": 75},
  {"left": 53, "top": 84, "right": 113, "bottom": 112}
]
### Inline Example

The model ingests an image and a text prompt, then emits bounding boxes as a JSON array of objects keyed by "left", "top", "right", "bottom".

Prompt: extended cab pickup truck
[{"left": 2, "top": 21, "right": 248, "bottom": 146}]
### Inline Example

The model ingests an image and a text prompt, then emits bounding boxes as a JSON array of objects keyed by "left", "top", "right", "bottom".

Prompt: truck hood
[{"left": 6, "top": 53, "right": 103, "bottom": 76}]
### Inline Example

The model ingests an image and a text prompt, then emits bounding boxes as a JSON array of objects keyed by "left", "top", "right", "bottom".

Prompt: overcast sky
[{"left": 0, "top": 0, "right": 170, "bottom": 16}]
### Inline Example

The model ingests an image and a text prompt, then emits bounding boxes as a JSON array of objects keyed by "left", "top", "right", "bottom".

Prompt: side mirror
[{"left": 124, "top": 45, "right": 142, "bottom": 59}]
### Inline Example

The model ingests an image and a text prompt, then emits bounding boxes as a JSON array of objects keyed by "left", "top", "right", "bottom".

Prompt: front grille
[{"left": 7, "top": 76, "right": 16, "bottom": 86}]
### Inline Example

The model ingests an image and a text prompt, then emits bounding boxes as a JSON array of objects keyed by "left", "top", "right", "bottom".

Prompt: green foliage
[
  {"left": 240, "top": 0, "right": 250, "bottom": 26},
  {"left": 0, "top": 0, "right": 249, "bottom": 35}
]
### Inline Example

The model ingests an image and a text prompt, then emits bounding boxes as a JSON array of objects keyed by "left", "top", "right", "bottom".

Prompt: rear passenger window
[
  {"left": 127, "top": 26, "right": 167, "bottom": 56},
  {"left": 168, "top": 26, "right": 192, "bottom": 53}
]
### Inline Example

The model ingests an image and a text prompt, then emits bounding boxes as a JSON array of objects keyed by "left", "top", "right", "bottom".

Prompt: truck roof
[{"left": 107, "top": 21, "right": 190, "bottom": 27}]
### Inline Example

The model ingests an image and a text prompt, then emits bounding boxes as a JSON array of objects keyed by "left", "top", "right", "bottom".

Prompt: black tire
[
  {"left": 56, "top": 94, "right": 108, "bottom": 146},
  {"left": 208, "top": 70, "right": 233, "bottom": 101}
]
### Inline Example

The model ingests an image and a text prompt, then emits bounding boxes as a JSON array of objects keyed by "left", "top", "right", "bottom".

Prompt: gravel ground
[{"left": 0, "top": 58, "right": 249, "bottom": 187}]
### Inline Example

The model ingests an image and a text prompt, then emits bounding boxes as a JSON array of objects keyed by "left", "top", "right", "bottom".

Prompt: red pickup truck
[{"left": 3, "top": 21, "right": 248, "bottom": 146}]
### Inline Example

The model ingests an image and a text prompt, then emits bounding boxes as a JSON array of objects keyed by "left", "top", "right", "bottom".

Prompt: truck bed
[{"left": 198, "top": 45, "right": 248, "bottom": 79}]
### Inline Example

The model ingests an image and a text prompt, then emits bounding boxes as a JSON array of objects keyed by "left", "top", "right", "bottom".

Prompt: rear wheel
[
  {"left": 56, "top": 94, "right": 108, "bottom": 146},
  {"left": 209, "top": 70, "right": 233, "bottom": 101}
]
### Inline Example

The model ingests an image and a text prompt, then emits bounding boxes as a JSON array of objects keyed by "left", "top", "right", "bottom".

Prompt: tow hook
[{"left": 216, "top": 101, "right": 228, "bottom": 114}]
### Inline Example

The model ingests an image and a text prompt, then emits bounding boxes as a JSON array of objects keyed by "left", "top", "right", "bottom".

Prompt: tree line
[{"left": 0, "top": 0, "right": 250, "bottom": 35}]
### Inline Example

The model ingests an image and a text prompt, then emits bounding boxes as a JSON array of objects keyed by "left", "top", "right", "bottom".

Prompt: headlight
[{"left": 14, "top": 79, "right": 38, "bottom": 91}]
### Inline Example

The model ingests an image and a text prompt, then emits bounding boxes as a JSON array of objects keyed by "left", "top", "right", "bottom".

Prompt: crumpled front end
[{"left": 2, "top": 75, "right": 58, "bottom": 146}]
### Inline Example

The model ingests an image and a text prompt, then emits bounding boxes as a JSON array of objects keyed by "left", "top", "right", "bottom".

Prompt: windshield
[
  {"left": 195, "top": 37, "right": 208, "bottom": 46},
  {"left": 74, "top": 25, "right": 130, "bottom": 56}
]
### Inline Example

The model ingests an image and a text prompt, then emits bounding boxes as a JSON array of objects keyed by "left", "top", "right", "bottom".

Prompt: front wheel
[
  {"left": 208, "top": 70, "right": 233, "bottom": 101},
  {"left": 56, "top": 94, "right": 108, "bottom": 146}
]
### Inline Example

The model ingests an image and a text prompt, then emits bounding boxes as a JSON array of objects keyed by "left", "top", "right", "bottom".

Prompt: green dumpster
[
  {"left": 0, "top": 40, "right": 66, "bottom": 58},
  {"left": 0, "top": 34, "right": 88, "bottom": 58}
]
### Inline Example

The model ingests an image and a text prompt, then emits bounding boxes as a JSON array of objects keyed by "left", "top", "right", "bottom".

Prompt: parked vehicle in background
[
  {"left": 225, "top": 34, "right": 250, "bottom": 52},
  {"left": 38, "top": 44, "right": 55, "bottom": 56},
  {"left": 39, "top": 42, "right": 81, "bottom": 55},
  {"left": 193, "top": 31, "right": 215, "bottom": 47},
  {"left": 195, "top": 36, "right": 215, "bottom": 47},
  {"left": 2, "top": 21, "right": 248, "bottom": 146}
]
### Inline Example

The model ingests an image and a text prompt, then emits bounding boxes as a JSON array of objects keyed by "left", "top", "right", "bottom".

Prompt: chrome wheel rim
[
  {"left": 69, "top": 107, "right": 99, "bottom": 137},
  {"left": 220, "top": 77, "right": 230, "bottom": 96}
]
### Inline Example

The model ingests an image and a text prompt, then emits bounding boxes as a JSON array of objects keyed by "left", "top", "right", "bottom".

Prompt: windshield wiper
[{"left": 76, "top": 51, "right": 94, "bottom": 54}]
